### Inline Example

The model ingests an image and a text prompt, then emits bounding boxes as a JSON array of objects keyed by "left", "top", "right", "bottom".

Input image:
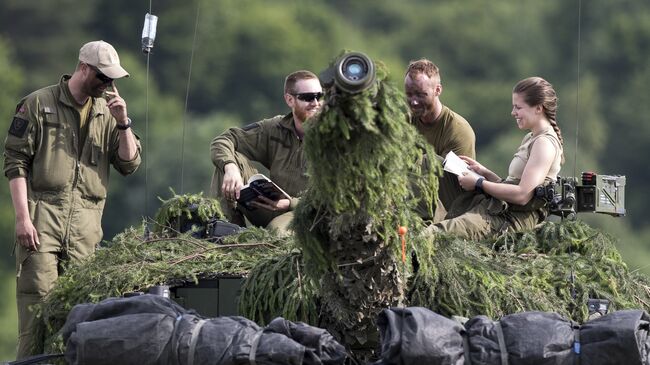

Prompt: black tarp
[
  {"left": 61, "top": 295, "right": 346, "bottom": 365},
  {"left": 373, "top": 307, "right": 465, "bottom": 365},
  {"left": 464, "top": 312, "right": 575, "bottom": 365},
  {"left": 373, "top": 307, "right": 650, "bottom": 365},
  {"left": 580, "top": 309, "right": 650, "bottom": 365}
]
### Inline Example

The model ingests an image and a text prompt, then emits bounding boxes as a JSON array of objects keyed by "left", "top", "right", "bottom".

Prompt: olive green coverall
[
  {"left": 210, "top": 113, "right": 307, "bottom": 233},
  {"left": 3, "top": 76, "right": 141, "bottom": 357}
]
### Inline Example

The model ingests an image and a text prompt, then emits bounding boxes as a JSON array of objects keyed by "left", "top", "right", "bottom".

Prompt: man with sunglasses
[
  {"left": 211, "top": 70, "right": 322, "bottom": 233},
  {"left": 3, "top": 40, "right": 140, "bottom": 359}
]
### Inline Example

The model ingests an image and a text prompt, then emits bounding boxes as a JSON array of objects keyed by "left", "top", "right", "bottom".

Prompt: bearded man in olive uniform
[
  {"left": 405, "top": 59, "right": 476, "bottom": 219},
  {"left": 3, "top": 40, "right": 141, "bottom": 359},
  {"left": 211, "top": 70, "right": 322, "bottom": 233}
]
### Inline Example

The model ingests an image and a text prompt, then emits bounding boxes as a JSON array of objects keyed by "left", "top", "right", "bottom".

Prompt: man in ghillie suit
[{"left": 292, "top": 52, "right": 440, "bottom": 359}]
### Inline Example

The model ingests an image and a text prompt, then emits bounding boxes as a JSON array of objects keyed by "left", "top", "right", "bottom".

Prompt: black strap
[
  {"left": 463, "top": 332, "right": 472, "bottom": 365},
  {"left": 573, "top": 326, "right": 581, "bottom": 365},
  {"left": 495, "top": 321, "right": 509, "bottom": 365},
  {"left": 6, "top": 353, "right": 65, "bottom": 365},
  {"left": 249, "top": 330, "right": 263, "bottom": 365},
  {"left": 187, "top": 319, "right": 206, "bottom": 365}
]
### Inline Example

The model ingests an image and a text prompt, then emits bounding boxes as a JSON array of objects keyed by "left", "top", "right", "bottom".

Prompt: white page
[{"left": 442, "top": 151, "right": 472, "bottom": 176}]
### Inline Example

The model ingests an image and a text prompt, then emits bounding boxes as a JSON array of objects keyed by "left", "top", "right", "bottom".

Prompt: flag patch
[{"left": 8, "top": 117, "right": 29, "bottom": 137}]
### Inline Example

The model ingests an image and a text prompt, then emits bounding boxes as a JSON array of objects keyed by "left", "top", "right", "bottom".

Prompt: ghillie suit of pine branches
[{"left": 292, "top": 54, "right": 440, "bottom": 354}]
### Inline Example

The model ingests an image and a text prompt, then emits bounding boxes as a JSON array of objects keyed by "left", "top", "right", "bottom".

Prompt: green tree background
[{"left": 1, "top": 0, "right": 649, "bottom": 359}]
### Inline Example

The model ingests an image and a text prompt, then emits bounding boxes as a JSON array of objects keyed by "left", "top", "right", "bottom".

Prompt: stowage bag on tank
[
  {"left": 579, "top": 309, "right": 650, "bottom": 365},
  {"left": 61, "top": 294, "right": 346, "bottom": 365},
  {"left": 373, "top": 307, "right": 650, "bottom": 365},
  {"left": 372, "top": 306, "right": 465, "bottom": 365},
  {"left": 464, "top": 311, "right": 576, "bottom": 365}
]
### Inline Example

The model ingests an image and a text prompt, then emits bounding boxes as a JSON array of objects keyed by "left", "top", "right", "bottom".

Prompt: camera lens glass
[
  {"left": 328, "top": 51, "right": 376, "bottom": 93},
  {"left": 342, "top": 57, "right": 368, "bottom": 81}
]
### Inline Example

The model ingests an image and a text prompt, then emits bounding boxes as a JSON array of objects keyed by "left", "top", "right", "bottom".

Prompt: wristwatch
[
  {"left": 475, "top": 177, "right": 485, "bottom": 194},
  {"left": 117, "top": 118, "right": 132, "bottom": 130}
]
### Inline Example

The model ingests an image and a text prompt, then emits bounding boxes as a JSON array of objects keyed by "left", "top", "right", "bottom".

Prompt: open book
[
  {"left": 237, "top": 174, "right": 291, "bottom": 210},
  {"left": 443, "top": 151, "right": 480, "bottom": 177}
]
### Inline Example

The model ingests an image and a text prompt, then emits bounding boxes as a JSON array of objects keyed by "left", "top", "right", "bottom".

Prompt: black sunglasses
[
  {"left": 88, "top": 64, "right": 114, "bottom": 84},
  {"left": 291, "top": 92, "right": 323, "bottom": 102}
]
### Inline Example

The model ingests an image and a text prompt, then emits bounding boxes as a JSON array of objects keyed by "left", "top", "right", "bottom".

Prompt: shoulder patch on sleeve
[
  {"left": 9, "top": 117, "right": 29, "bottom": 137},
  {"left": 242, "top": 122, "right": 260, "bottom": 131}
]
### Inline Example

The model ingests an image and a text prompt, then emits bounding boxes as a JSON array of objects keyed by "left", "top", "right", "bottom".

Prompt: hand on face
[{"left": 105, "top": 82, "right": 128, "bottom": 124}]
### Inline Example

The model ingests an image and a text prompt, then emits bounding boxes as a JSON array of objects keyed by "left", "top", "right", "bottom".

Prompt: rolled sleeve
[
  {"left": 4, "top": 143, "right": 33, "bottom": 179},
  {"left": 112, "top": 132, "right": 142, "bottom": 176},
  {"left": 4, "top": 106, "right": 37, "bottom": 180},
  {"left": 113, "top": 149, "right": 141, "bottom": 176}
]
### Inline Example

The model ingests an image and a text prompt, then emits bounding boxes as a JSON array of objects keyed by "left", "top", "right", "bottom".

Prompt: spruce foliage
[
  {"left": 410, "top": 220, "right": 650, "bottom": 322},
  {"left": 38, "top": 202, "right": 291, "bottom": 354}
]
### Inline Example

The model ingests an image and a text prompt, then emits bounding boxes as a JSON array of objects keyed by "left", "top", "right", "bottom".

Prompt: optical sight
[{"left": 320, "top": 51, "right": 376, "bottom": 94}]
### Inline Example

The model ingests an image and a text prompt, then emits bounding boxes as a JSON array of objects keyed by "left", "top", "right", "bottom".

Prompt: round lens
[
  {"left": 343, "top": 58, "right": 366, "bottom": 80},
  {"left": 347, "top": 63, "right": 363, "bottom": 79},
  {"left": 333, "top": 51, "right": 376, "bottom": 93}
]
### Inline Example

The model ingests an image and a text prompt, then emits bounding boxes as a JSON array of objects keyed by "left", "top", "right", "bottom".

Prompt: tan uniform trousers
[
  {"left": 16, "top": 244, "right": 90, "bottom": 358},
  {"left": 210, "top": 152, "right": 294, "bottom": 234},
  {"left": 426, "top": 193, "right": 541, "bottom": 241}
]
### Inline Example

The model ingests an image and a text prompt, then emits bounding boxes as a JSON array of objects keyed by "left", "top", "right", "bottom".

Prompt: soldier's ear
[
  {"left": 434, "top": 83, "right": 442, "bottom": 97},
  {"left": 284, "top": 93, "right": 294, "bottom": 108}
]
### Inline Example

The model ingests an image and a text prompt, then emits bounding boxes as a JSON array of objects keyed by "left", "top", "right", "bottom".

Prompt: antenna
[
  {"left": 569, "top": 0, "right": 583, "bottom": 302},
  {"left": 141, "top": 4, "right": 158, "bottom": 239}
]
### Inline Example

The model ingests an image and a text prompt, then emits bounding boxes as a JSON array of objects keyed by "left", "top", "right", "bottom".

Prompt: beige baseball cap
[{"left": 79, "top": 40, "right": 129, "bottom": 79}]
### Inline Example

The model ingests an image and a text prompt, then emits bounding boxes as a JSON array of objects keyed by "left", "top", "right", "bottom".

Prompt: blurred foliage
[{"left": 1, "top": 0, "right": 650, "bottom": 359}]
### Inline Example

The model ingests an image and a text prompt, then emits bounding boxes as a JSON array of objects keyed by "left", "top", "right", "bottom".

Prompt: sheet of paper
[{"left": 443, "top": 151, "right": 472, "bottom": 176}]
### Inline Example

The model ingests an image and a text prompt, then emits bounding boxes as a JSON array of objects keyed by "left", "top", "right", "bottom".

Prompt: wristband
[
  {"left": 475, "top": 177, "right": 485, "bottom": 194},
  {"left": 117, "top": 118, "right": 132, "bottom": 130}
]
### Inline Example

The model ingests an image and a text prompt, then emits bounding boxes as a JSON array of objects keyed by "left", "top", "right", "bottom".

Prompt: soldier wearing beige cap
[{"left": 3, "top": 40, "right": 141, "bottom": 359}]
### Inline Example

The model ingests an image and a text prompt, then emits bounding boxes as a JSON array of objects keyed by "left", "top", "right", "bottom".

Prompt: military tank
[{"left": 33, "top": 52, "right": 650, "bottom": 364}]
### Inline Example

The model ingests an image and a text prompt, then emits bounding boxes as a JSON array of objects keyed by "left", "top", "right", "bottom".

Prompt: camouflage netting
[
  {"left": 409, "top": 219, "right": 650, "bottom": 320},
  {"left": 36, "top": 54, "right": 650, "bottom": 364},
  {"left": 152, "top": 190, "right": 224, "bottom": 236},
  {"left": 36, "top": 193, "right": 295, "bottom": 355}
]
